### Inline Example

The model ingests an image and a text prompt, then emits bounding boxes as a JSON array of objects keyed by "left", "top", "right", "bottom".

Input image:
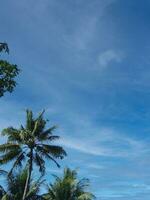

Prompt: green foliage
[
  {"left": 0, "top": 110, "right": 66, "bottom": 174},
  {"left": 0, "top": 110, "right": 67, "bottom": 199},
  {"left": 0, "top": 42, "right": 20, "bottom": 97},
  {"left": 0, "top": 60, "right": 19, "bottom": 97},
  {"left": 44, "top": 168, "right": 95, "bottom": 200},
  {"left": 0, "top": 43, "right": 9, "bottom": 53},
  {"left": 0, "top": 168, "right": 44, "bottom": 200}
]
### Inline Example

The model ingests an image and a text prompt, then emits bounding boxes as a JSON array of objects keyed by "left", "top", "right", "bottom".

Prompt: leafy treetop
[{"left": 0, "top": 42, "right": 20, "bottom": 97}]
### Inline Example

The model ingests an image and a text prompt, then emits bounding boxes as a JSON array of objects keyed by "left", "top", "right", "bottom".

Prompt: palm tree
[
  {"left": 44, "top": 168, "right": 95, "bottom": 200},
  {"left": 0, "top": 168, "right": 44, "bottom": 200},
  {"left": 0, "top": 110, "right": 67, "bottom": 200}
]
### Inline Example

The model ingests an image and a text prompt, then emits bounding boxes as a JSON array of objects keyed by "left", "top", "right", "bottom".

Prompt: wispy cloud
[
  {"left": 58, "top": 136, "right": 107, "bottom": 156},
  {"left": 87, "top": 163, "right": 105, "bottom": 170},
  {"left": 1, "top": 0, "right": 150, "bottom": 199},
  {"left": 98, "top": 49, "right": 124, "bottom": 68},
  {"left": 58, "top": 125, "right": 146, "bottom": 158},
  {"left": 63, "top": 16, "right": 97, "bottom": 51},
  {"left": 63, "top": 0, "right": 116, "bottom": 52}
]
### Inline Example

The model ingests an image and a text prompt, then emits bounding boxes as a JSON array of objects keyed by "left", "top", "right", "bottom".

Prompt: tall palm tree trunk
[{"left": 22, "top": 149, "right": 33, "bottom": 200}]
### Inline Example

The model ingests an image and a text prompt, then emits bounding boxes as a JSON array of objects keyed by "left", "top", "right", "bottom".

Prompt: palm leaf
[
  {"left": 38, "top": 127, "right": 58, "bottom": 141},
  {"left": 0, "top": 143, "right": 20, "bottom": 153},
  {"left": 26, "top": 110, "right": 34, "bottom": 131},
  {"left": 34, "top": 153, "right": 45, "bottom": 175},
  {"left": 2, "top": 128, "right": 22, "bottom": 143},
  {"left": 8, "top": 151, "right": 25, "bottom": 175},
  {"left": 78, "top": 193, "right": 96, "bottom": 200},
  {"left": 0, "top": 148, "right": 22, "bottom": 164},
  {"left": 36, "top": 146, "right": 60, "bottom": 168},
  {"left": 39, "top": 144, "right": 67, "bottom": 158}
]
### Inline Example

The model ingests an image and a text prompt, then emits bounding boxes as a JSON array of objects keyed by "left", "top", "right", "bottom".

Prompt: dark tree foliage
[
  {"left": 0, "top": 42, "right": 9, "bottom": 53},
  {"left": 0, "top": 42, "right": 20, "bottom": 97},
  {"left": 0, "top": 60, "right": 20, "bottom": 97}
]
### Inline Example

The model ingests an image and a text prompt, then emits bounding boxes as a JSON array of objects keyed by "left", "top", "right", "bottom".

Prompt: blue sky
[{"left": 1, "top": 0, "right": 150, "bottom": 199}]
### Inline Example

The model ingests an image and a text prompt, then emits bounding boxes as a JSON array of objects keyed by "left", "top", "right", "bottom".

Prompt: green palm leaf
[{"left": 0, "top": 148, "right": 22, "bottom": 164}]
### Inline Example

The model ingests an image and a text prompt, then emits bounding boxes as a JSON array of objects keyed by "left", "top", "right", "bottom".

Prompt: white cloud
[
  {"left": 98, "top": 49, "right": 124, "bottom": 68},
  {"left": 57, "top": 125, "right": 146, "bottom": 158},
  {"left": 58, "top": 137, "right": 107, "bottom": 156},
  {"left": 88, "top": 163, "right": 105, "bottom": 170}
]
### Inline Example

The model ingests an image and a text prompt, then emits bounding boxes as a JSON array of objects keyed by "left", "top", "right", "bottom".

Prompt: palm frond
[
  {"left": 2, "top": 128, "right": 22, "bottom": 143},
  {"left": 0, "top": 42, "right": 9, "bottom": 53},
  {"left": 0, "top": 148, "right": 22, "bottom": 165},
  {"left": 0, "top": 143, "right": 20, "bottom": 153},
  {"left": 38, "top": 144, "right": 67, "bottom": 159},
  {"left": 26, "top": 176, "right": 45, "bottom": 198},
  {"left": 78, "top": 193, "right": 96, "bottom": 200},
  {"left": 0, "top": 185, "right": 6, "bottom": 198},
  {"left": 32, "top": 110, "right": 47, "bottom": 136},
  {"left": 47, "top": 135, "right": 60, "bottom": 141},
  {"left": 8, "top": 151, "right": 25, "bottom": 175},
  {"left": 37, "top": 126, "right": 58, "bottom": 141},
  {"left": 36, "top": 146, "right": 60, "bottom": 168},
  {"left": 77, "top": 178, "right": 90, "bottom": 190},
  {"left": 0, "top": 169, "right": 8, "bottom": 176},
  {"left": 26, "top": 110, "right": 34, "bottom": 131},
  {"left": 34, "top": 153, "right": 45, "bottom": 175},
  {"left": 1, "top": 193, "right": 10, "bottom": 200}
]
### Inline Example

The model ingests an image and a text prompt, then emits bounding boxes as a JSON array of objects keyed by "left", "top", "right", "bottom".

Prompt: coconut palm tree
[
  {"left": 0, "top": 110, "right": 67, "bottom": 200},
  {"left": 44, "top": 168, "right": 95, "bottom": 200},
  {"left": 0, "top": 168, "right": 44, "bottom": 200}
]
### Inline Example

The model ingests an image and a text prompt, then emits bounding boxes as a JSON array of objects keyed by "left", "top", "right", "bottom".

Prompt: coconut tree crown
[
  {"left": 44, "top": 168, "right": 95, "bottom": 200},
  {"left": 0, "top": 110, "right": 67, "bottom": 175}
]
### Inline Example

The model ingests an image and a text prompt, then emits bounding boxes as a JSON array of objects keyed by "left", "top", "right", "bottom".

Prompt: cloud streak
[{"left": 58, "top": 126, "right": 146, "bottom": 158}]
